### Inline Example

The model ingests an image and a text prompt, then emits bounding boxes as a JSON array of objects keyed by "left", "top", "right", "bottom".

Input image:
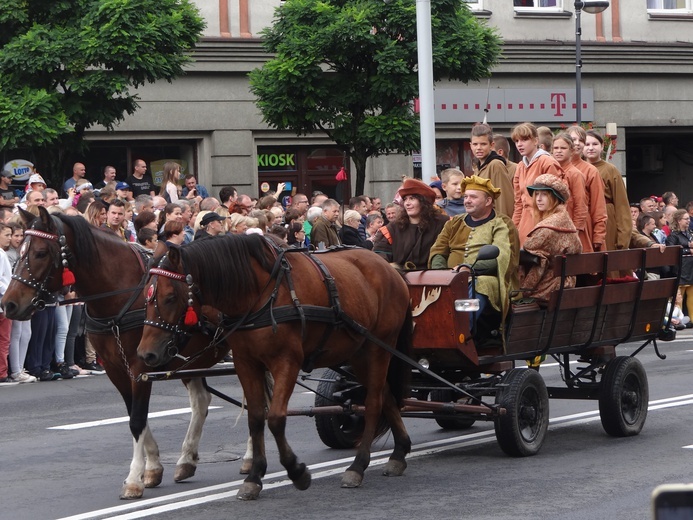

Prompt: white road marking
[
  {"left": 55, "top": 393, "right": 693, "bottom": 520},
  {"left": 47, "top": 406, "right": 222, "bottom": 430}
]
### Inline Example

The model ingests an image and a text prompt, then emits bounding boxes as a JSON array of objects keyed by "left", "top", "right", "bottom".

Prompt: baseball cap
[
  {"left": 116, "top": 182, "right": 131, "bottom": 191},
  {"left": 1, "top": 169, "right": 12, "bottom": 179},
  {"left": 201, "top": 212, "right": 226, "bottom": 227}
]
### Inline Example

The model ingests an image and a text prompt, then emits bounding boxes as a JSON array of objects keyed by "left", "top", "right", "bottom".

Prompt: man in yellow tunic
[{"left": 429, "top": 176, "right": 520, "bottom": 341}]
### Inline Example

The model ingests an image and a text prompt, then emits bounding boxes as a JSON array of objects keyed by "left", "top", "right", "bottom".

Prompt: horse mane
[
  {"left": 178, "top": 234, "right": 274, "bottom": 301},
  {"left": 52, "top": 214, "right": 101, "bottom": 268},
  {"left": 53, "top": 213, "right": 134, "bottom": 267}
]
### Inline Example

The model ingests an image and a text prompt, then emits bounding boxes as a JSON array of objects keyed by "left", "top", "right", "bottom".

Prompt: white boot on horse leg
[
  {"left": 175, "top": 378, "right": 210, "bottom": 482},
  {"left": 239, "top": 436, "right": 253, "bottom": 474},
  {"left": 120, "top": 435, "right": 148, "bottom": 499},
  {"left": 142, "top": 426, "right": 164, "bottom": 488}
]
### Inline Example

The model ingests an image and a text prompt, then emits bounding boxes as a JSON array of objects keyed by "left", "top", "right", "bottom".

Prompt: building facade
[{"left": 13, "top": 0, "right": 691, "bottom": 204}]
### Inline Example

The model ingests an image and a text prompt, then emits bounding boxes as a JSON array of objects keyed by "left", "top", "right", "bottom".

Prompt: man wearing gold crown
[{"left": 429, "top": 175, "right": 520, "bottom": 331}]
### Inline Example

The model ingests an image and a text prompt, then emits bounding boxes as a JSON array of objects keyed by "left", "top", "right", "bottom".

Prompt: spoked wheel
[
  {"left": 599, "top": 356, "right": 649, "bottom": 437},
  {"left": 429, "top": 389, "right": 476, "bottom": 430},
  {"left": 494, "top": 368, "right": 549, "bottom": 457},
  {"left": 314, "top": 368, "right": 365, "bottom": 449}
]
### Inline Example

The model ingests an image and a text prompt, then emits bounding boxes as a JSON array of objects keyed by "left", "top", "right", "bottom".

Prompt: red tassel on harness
[
  {"left": 184, "top": 306, "right": 198, "bottom": 326},
  {"left": 62, "top": 267, "right": 76, "bottom": 286}
]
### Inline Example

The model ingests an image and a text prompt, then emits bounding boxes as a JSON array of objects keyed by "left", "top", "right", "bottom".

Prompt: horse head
[
  {"left": 139, "top": 245, "right": 201, "bottom": 367},
  {"left": 2, "top": 206, "right": 69, "bottom": 320}
]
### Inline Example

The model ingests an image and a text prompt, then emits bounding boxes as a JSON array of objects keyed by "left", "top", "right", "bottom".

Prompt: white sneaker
[
  {"left": 70, "top": 364, "right": 90, "bottom": 376},
  {"left": 11, "top": 370, "right": 38, "bottom": 383}
]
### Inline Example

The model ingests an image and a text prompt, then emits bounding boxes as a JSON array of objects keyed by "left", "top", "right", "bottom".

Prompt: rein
[
  {"left": 143, "top": 250, "right": 281, "bottom": 371},
  {"left": 147, "top": 243, "right": 492, "bottom": 407}
]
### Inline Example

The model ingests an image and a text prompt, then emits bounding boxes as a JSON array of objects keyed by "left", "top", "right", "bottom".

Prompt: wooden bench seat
[{"left": 504, "top": 247, "right": 681, "bottom": 358}]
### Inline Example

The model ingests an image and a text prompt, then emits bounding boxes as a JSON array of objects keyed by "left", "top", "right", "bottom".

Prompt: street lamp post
[
  {"left": 575, "top": 0, "right": 609, "bottom": 125},
  {"left": 416, "top": 0, "right": 435, "bottom": 182}
]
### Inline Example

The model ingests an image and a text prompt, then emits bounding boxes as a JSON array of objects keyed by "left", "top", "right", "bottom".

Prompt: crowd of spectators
[{"left": 2, "top": 124, "right": 692, "bottom": 384}]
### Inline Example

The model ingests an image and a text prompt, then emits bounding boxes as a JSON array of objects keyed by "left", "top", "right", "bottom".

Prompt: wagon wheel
[
  {"left": 429, "top": 389, "right": 476, "bottom": 430},
  {"left": 494, "top": 368, "right": 549, "bottom": 457},
  {"left": 598, "top": 356, "right": 649, "bottom": 437},
  {"left": 314, "top": 368, "right": 365, "bottom": 449}
]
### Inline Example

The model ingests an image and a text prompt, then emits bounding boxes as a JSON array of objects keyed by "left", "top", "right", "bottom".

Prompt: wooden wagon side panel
[{"left": 404, "top": 270, "right": 478, "bottom": 365}]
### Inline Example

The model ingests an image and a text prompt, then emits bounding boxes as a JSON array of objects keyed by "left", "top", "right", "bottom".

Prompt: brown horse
[
  {"left": 1, "top": 207, "right": 255, "bottom": 499},
  {"left": 138, "top": 234, "right": 413, "bottom": 500}
]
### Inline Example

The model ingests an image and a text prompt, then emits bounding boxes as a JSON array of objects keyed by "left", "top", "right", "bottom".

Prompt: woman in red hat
[{"left": 373, "top": 178, "right": 448, "bottom": 270}]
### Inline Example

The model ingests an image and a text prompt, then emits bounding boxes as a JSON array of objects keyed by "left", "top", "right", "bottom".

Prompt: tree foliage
[
  {"left": 0, "top": 0, "right": 205, "bottom": 180},
  {"left": 250, "top": 0, "right": 502, "bottom": 195}
]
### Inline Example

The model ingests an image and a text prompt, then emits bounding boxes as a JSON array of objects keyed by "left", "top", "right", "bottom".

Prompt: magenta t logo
[{"left": 550, "top": 92, "right": 567, "bottom": 117}]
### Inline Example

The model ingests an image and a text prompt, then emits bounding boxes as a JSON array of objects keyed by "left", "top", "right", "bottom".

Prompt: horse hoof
[
  {"left": 293, "top": 467, "right": 312, "bottom": 491},
  {"left": 383, "top": 459, "right": 407, "bottom": 477},
  {"left": 120, "top": 482, "right": 145, "bottom": 500},
  {"left": 174, "top": 463, "right": 197, "bottom": 482},
  {"left": 144, "top": 467, "right": 164, "bottom": 488},
  {"left": 341, "top": 470, "right": 363, "bottom": 488},
  {"left": 239, "top": 458, "right": 252, "bottom": 475},
  {"left": 237, "top": 482, "right": 262, "bottom": 501}
]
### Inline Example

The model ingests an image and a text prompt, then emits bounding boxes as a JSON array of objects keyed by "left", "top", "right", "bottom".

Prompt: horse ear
[
  {"left": 38, "top": 205, "right": 55, "bottom": 231},
  {"left": 18, "top": 207, "right": 37, "bottom": 228},
  {"left": 167, "top": 244, "right": 182, "bottom": 269}
]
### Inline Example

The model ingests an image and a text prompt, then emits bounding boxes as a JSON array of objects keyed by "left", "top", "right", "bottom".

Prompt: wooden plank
[
  {"left": 644, "top": 245, "right": 682, "bottom": 268},
  {"left": 551, "top": 252, "right": 605, "bottom": 277},
  {"left": 641, "top": 278, "right": 678, "bottom": 299},
  {"left": 550, "top": 246, "right": 680, "bottom": 277}
]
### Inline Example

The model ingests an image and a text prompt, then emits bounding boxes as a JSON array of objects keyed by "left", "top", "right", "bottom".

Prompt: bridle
[
  {"left": 144, "top": 264, "right": 200, "bottom": 361},
  {"left": 11, "top": 224, "right": 69, "bottom": 310},
  {"left": 142, "top": 248, "right": 278, "bottom": 369}
]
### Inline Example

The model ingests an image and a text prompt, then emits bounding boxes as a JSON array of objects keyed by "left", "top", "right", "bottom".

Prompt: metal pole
[
  {"left": 416, "top": 0, "right": 435, "bottom": 181},
  {"left": 575, "top": 2, "right": 582, "bottom": 124}
]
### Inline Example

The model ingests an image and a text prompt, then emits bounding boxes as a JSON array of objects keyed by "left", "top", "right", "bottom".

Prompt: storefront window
[
  {"left": 256, "top": 146, "right": 348, "bottom": 202},
  {"left": 83, "top": 141, "right": 196, "bottom": 186}
]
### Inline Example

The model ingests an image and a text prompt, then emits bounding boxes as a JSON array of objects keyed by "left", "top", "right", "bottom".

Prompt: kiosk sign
[{"left": 257, "top": 149, "right": 298, "bottom": 172}]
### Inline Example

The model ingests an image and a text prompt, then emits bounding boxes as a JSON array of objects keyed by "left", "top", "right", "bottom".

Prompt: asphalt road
[{"left": 2, "top": 332, "right": 693, "bottom": 520}]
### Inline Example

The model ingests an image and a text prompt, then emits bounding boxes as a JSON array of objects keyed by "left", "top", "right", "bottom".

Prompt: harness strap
[
  {"left": 281, "top": 254, "right": 307, "bottom": 342},
  {"left": 299, "top": 253, "right": 343, "bottom": 372},
  {"left": 85, "top": 308, "right": 146, "bottom": 335}
]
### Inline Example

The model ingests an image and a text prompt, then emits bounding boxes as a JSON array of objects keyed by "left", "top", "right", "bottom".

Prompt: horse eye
[
  {"left": 165, "top": 293, "right": 177, "bottom": 305},
  {"left": 34, "top": 250, "right": 48, "bottom": 259}
]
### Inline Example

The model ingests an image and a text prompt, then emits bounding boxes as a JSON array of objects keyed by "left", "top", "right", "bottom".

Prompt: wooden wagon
[
  {"left": 310, "top": 246, "right": 681, "bottom": 456},
  {"left": 139, "top": 245, "right": 681, "bottom": 458}
]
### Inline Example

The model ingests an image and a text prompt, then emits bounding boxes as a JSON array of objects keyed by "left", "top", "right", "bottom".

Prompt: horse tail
[
  {"left": 263, "top": 370, "right": 274, "bottom": 404},
  {"left": 387, "top": 304, "right": 413, "bottom": 408},
  {"left": 234, "top": 370, "right": 274, "bottom": 428}
]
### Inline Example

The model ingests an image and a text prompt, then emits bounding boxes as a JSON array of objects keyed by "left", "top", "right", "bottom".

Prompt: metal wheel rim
[
  {"left": 336, "top": 415, "right": 363, "bottom": 436},
  {"left": 620, "top": 373, "right": 642, "bottom": 426},
  {"left": 518, "top": 387, "right": 543, "bottom": 442}
]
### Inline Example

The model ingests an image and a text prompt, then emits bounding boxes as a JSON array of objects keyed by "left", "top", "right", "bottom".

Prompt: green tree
[
  {"left": 250, "top": 0, "right": 501, "bottom": 195},
  {"left": 0, "top": 0, "right": 205, "bottom": 184}
]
